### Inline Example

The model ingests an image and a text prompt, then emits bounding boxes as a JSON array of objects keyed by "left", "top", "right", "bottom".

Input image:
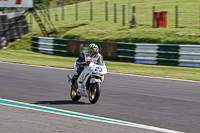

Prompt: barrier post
[
  {"left": 90, "top": 1, "right": 93, "bottom": 21},
  {"left": 55, "top": 0, "right": 58, "bottom": 21},
  {"left": 153, "top": 6, "right": 155, "bottom": 28},
  {"left": 62, "top": 2, "right": 64, "bottom": 21},
  {"left": 105, "top": 1, "right": 108, "bottom": 21},
  {"left": 114, "top": 3, "right": 117, "bottom": 23},
  {"left": 122, "top": 5, "right": 125, "bottom": 26},
  {"left": 76, "top": 3, "right": 78, "bottom": 21},
  {"left": 176, "top": 6, "right": 178, "bottom": 28}
]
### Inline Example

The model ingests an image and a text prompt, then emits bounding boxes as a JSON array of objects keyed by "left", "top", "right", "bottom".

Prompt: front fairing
[{"left": 88, "top": 62, "right": 107, "bottom": 75}]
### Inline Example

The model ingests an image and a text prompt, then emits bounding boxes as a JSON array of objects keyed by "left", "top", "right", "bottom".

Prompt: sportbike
[{"left": 67, "top": 58, "right": 107, "bottom": 104}]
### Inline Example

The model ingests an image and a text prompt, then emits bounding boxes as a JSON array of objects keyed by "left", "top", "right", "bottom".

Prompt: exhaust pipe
[{"left": 67, "top": 75, "right": 72, "bottom": 85}]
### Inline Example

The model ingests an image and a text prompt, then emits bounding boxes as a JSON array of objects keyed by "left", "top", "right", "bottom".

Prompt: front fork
[{"left": 67, "top": 75, "right": 76, "bottom": 90}]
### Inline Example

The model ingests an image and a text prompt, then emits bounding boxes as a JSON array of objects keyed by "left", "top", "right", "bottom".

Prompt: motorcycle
[{"left": 67, "top": 57, "right": 107, "bottom": 104}]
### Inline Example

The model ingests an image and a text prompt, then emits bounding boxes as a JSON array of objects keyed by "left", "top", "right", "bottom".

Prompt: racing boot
[{"left": 71, "top": 72, "right": 78, "bottom": 87}]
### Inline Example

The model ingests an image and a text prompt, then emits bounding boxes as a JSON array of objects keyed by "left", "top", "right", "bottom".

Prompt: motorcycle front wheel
[
  {"left": 70, "top": 86, "right": 81, "bottom": 101},
  {"left": 89, "top": 82, "right": 101, "bottom": 104}
]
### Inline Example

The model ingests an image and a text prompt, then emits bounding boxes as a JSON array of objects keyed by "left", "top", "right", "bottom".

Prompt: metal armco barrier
[
  {"left": 31, "top": 36, "right": 67, "bottom": 55},
  {"left": 31, "top": 36, "right": 118, "bottom": 60},
  {"left": 31, "top": 36, "right": 200, "bottom": 67},
  {"left": 118, "top": 43, "right": 200, "bottom": 67}
]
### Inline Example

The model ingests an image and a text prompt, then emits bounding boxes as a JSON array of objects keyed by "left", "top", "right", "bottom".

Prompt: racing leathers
[{"left": 72, "top": 50, "right": 104, "bottom": 86}]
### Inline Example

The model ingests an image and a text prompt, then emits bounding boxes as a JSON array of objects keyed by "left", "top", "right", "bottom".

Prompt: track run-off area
[{"left": 1, "top": 62, "right": 200, "bottom": 133}]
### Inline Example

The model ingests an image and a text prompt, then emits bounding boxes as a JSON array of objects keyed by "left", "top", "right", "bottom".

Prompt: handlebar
[{"left": 80, "top": 61, "right": 91, "bottom": 66}]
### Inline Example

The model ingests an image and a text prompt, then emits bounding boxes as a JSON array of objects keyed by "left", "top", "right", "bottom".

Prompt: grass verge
[
  {"left": 0, "top": 50, "right": 200, "bottom": 81},
  {"left": 61, "top": 22, "right": 200, "bottom": 44}
]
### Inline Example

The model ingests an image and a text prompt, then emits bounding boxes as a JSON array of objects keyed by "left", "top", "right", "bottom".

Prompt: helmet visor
[{"left": 91, "top": 47, "right": 98, "bottom": 56}]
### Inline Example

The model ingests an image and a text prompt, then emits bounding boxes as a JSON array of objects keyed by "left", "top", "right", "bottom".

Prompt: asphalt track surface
[{"left": 0, "top": 62, "right": 200, "bottom": 133}]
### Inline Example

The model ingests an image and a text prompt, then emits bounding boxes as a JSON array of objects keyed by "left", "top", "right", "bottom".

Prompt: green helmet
[{"left": 88, "top": 43, "right": 99, "bottom": 56}]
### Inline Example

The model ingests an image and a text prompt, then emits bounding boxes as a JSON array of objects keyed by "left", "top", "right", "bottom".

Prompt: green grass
[
  {"left": 29, "top": 0, "right": 200, "bottom": 44},
  {"left": 7, "top": 36, "right": 32, "bottom": 50},
  {"left": 5, "top": 23, "right": 88, "bottom": 50},
  {"left": 0, "top": 50, "right": 75, "bottom": 68},
  {"left": 0, "top": 50, "right": 200, "bottom": 81},
  {"left": 61, "top": 22, "right": 200, "bottom": 44}
]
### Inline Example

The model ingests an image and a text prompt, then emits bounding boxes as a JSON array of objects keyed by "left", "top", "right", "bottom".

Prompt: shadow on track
[{"left": 33, "top": 100, "right": 90, "bottom": 105}]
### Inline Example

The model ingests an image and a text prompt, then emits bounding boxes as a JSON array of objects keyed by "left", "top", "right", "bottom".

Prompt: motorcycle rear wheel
[
  {"left": 89, "top": 82, "right": 101, "bottom": 104},
  {"left": 70, "top": 87, "right": 81, "bottom": 101}
]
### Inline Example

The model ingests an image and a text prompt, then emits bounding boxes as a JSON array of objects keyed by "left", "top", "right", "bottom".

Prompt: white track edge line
[{"left": 0, "top": 98, "right": 185, "bottom": 133}]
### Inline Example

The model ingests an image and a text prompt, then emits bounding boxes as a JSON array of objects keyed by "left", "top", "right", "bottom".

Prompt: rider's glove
[{"left": 86, "top": 61, "right": 90, "bottom": 65}]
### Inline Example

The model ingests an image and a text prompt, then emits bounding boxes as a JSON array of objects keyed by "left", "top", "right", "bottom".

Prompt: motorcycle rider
[{"left": 71, "top": 43, "right": 104, "bottom": 87}]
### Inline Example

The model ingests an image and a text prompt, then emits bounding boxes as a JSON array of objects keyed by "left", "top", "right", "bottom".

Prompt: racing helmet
[{"left": 88, "top": 43, "right": 99, "bottom": 56}]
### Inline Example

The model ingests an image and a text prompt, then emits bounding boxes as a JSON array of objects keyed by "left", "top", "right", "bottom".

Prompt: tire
[
  {"left": 70, "top": 87, "right": 81, "bottom": 101},
  {"left": 89, "top": 82, "right": 101, "bottom": 104}
]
